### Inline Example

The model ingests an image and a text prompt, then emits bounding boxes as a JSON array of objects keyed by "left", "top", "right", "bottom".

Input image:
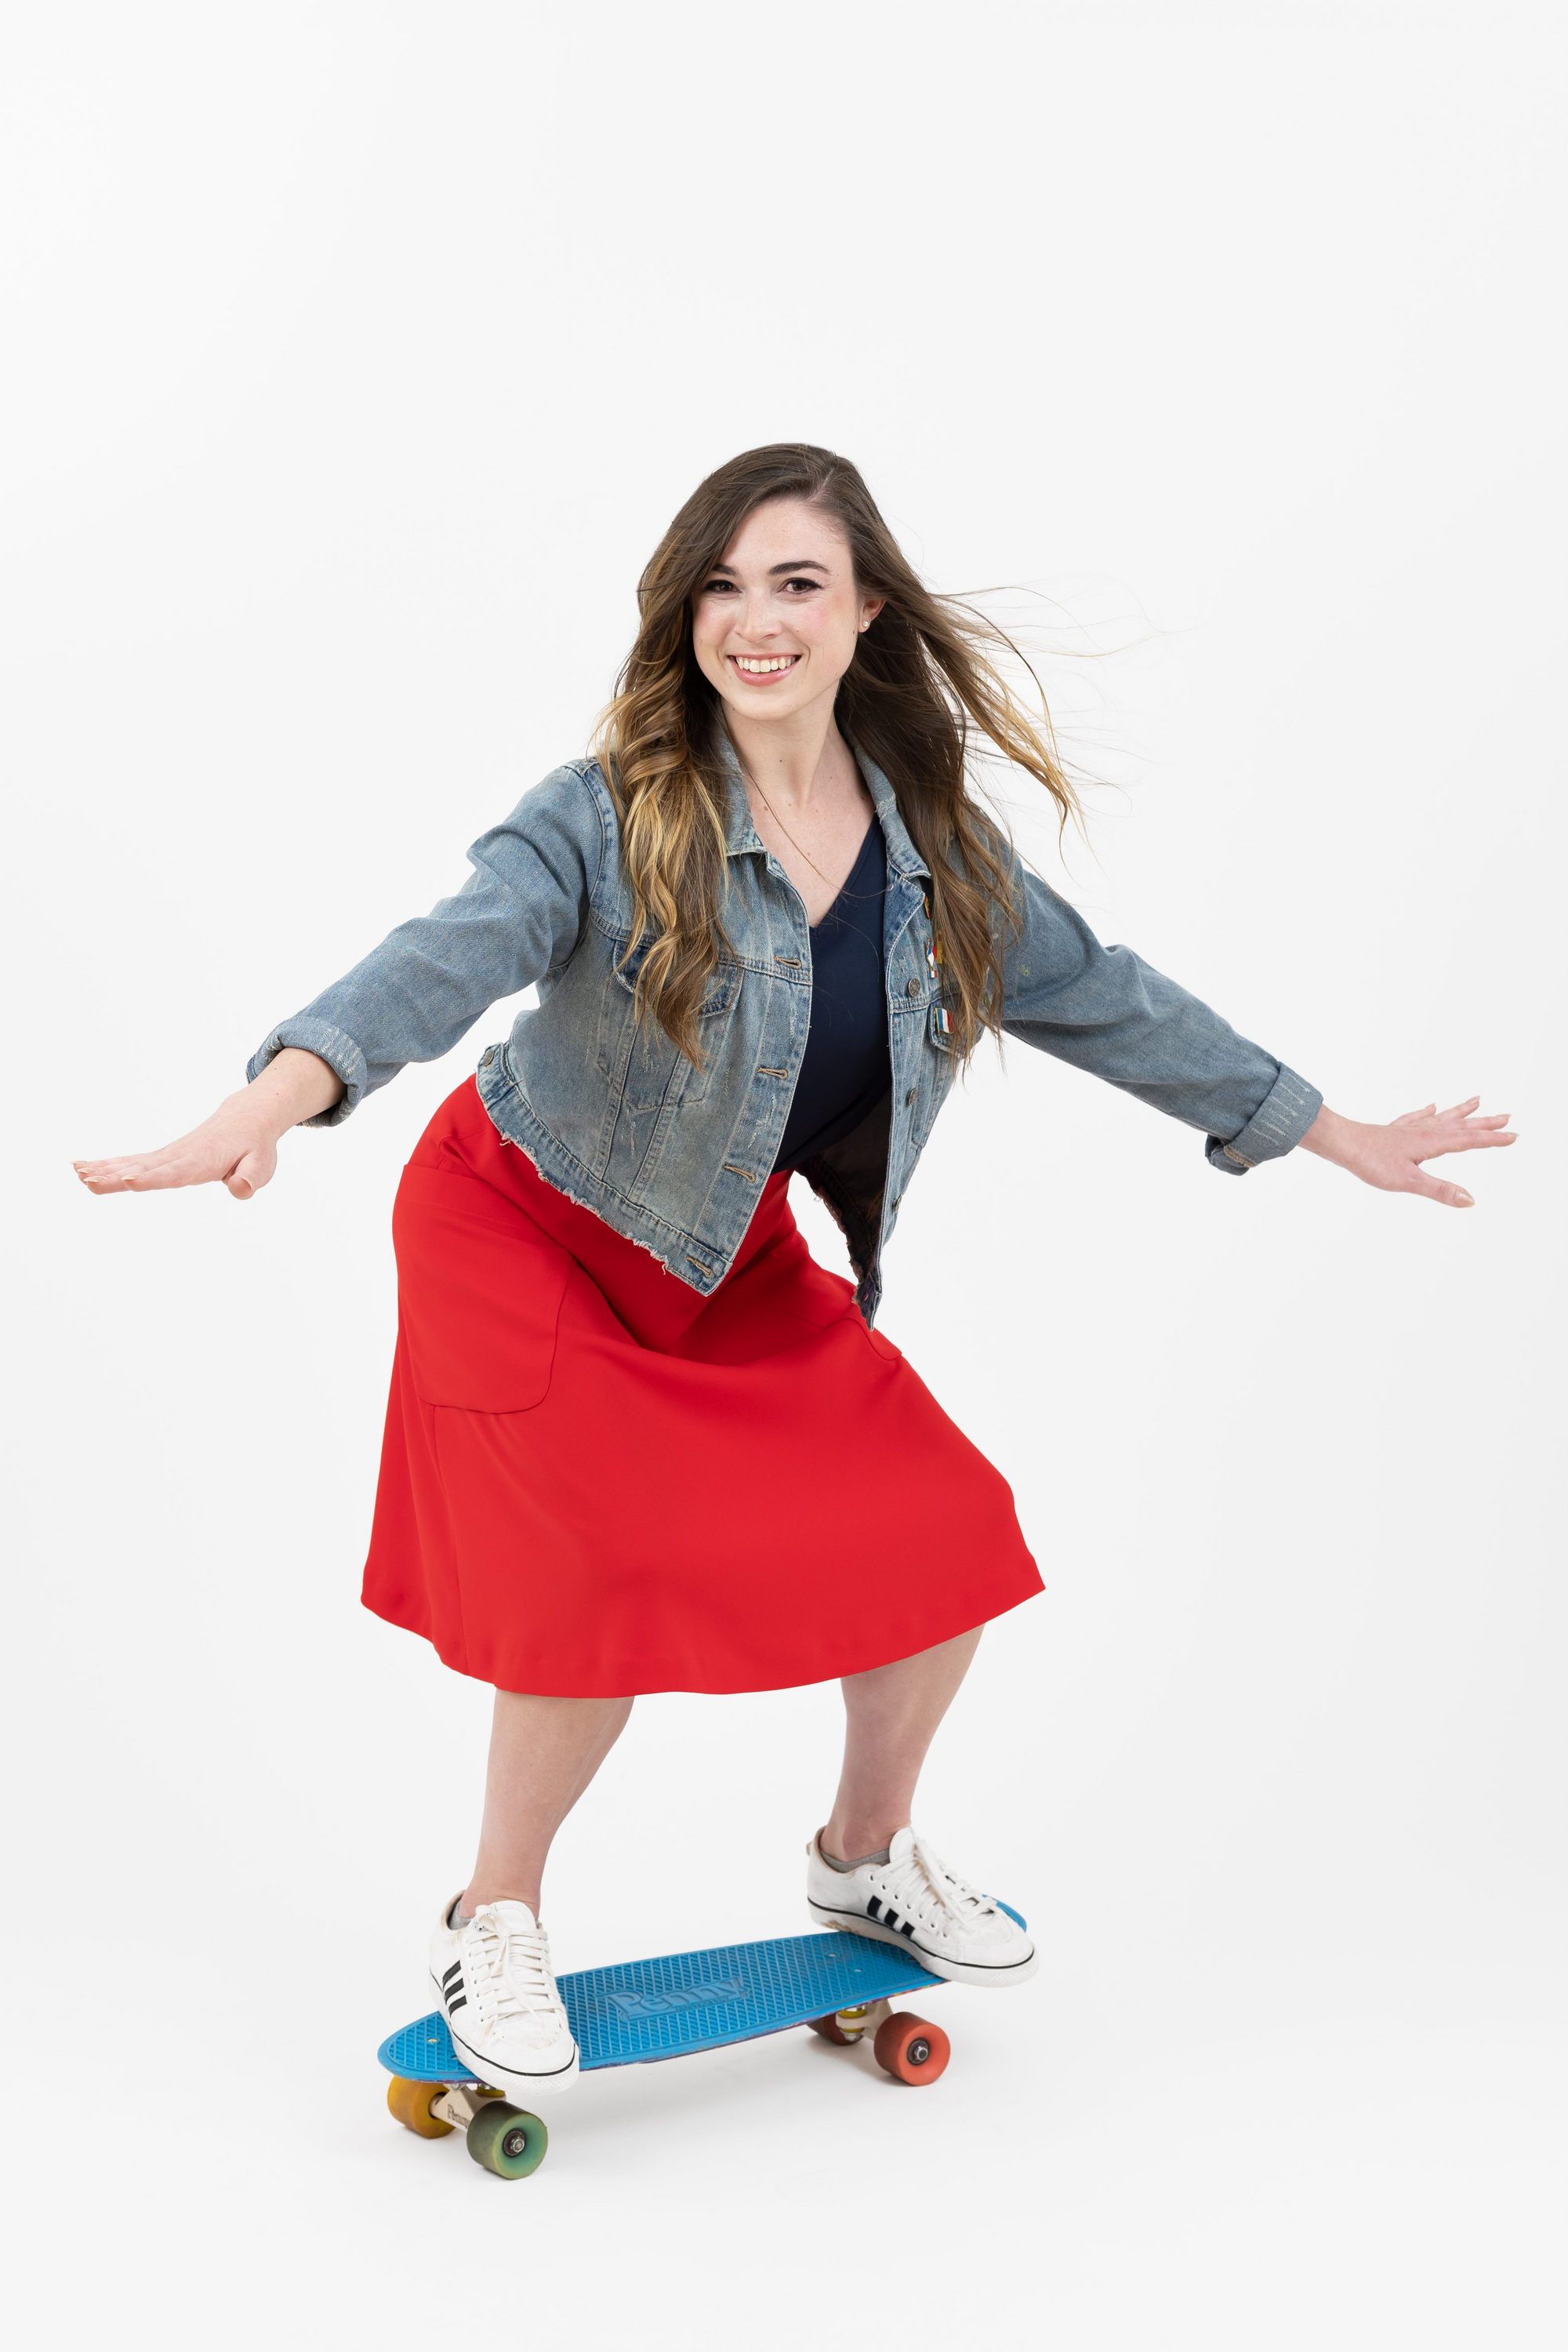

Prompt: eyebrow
[{"left": 706, "top": 559, "right": 831, "bottom": 577}]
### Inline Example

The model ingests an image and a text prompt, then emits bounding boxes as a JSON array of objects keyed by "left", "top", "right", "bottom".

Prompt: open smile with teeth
[{"left": 730, "top": 654, "right": 800, "bottom": 677}]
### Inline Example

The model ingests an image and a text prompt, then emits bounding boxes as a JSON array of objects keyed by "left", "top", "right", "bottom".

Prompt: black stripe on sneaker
[
  {"left": 447, "top": 1994, "right": 467, "bottom": 2015},
  {"left": 442, "top": 1962, "right": 462, "bottom": 1986},
  {"left": 866, "top": 1896, "right": 883, "bottom": 1921},
  {"left": 898, "top": 1920, "right": 916, "bottom": 1938}
]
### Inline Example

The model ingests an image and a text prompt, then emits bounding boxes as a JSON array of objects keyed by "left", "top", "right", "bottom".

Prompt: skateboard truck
[
  {"left": 811, "top": 1996, "right": 891, "bottom": 2042},
  {"left": 427, "top": 2083, "right": 505, "bottom": 2132}
]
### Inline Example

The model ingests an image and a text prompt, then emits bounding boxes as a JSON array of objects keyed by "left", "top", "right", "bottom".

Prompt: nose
[{"left": 731, "top": 591, "right": 782, "bottom": 644}]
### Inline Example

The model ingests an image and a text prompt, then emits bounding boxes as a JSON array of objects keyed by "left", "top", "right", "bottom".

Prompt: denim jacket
[{"left": 249, "top": 742, "right": 1321, "bottom": 1323}]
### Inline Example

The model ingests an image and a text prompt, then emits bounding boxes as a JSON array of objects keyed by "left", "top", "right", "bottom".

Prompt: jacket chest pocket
[
  {"left": 909, "top": 997, "right": 958, "bottom": 1143},
  {"left": 595, "top": 935, "right": 742, "bottom": 1109}
]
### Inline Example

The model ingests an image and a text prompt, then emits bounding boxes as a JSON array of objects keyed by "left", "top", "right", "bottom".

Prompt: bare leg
[
  {"left": 463, "top": 1690, "right": 633, "bottom": 1916},
  {"left": 821, "top": 1626, "right": 983, "bottom": 1862}
]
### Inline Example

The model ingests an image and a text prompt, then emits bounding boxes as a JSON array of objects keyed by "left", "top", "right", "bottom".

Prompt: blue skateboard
[{"left": 379, "top": 1925, "right": 984, "bottom": 2178}]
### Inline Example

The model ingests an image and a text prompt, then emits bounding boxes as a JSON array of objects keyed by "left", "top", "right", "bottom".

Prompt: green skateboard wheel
[{"left": 465, "top": 2102, "right": 549, "bottom": 2180}]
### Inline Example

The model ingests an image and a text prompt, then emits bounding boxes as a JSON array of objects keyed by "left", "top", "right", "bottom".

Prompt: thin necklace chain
[{"left": 742, "top": 766, "right": 834, "bottom": 887}]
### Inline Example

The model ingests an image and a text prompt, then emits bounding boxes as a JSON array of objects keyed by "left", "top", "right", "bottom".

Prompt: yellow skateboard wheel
[{"left": 387, "top": 2076, "right": 455, "bottom": 2139}]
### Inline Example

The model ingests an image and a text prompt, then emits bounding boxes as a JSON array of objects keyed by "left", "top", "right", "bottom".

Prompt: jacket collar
[{"left": 715, "top": 727, "right": 930, "bottom": 883}]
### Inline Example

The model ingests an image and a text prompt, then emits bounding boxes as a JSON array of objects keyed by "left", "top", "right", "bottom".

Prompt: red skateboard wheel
[
  {"left": 873, "top": 2011, "right": 950, "bottom": 2085},
  {"left": 806, "top": 2013, "right": 856, "bottom": 2045}
]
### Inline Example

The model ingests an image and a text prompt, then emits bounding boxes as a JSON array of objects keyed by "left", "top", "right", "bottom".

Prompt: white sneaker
[
  {"left": 806, "top": 1827, "right": 1038, "bottom": 1987},
  {"left": 428, "top": 1894, "right": 579, "bottom": 2096}
]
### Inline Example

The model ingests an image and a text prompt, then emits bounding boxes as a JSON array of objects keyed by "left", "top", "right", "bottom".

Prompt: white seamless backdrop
[{"left": 3, "top": 6, "right": 1563, "bottom": 2347}]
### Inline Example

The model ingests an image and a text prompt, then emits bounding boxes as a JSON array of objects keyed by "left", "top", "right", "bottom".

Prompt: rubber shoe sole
[{"left": 808, "top": 1896, "right": 1040, "bottom": 1987}]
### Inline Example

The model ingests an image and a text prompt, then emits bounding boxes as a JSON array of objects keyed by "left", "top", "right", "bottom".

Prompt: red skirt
[{"left": 362, "top": 1080, "right": 1042, "bottom": 1694}]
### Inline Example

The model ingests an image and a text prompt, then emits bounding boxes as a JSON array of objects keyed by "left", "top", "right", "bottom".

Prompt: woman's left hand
[{"left": 1298, "top": 1097, "right": 1516, "bottom": 1206}]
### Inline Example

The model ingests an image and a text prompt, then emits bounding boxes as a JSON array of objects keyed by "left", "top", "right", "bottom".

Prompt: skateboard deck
[
  {"left": 381, "top": 1913, "right": 1027, "bottom": 2175},
  {"left": 379, "top": 1927, "right": 946, "bottom": 2079}
]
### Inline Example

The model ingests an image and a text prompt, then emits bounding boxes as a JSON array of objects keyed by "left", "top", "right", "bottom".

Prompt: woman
[{"left": 74, "top": 444, "right": 1513, "bottom": 2100}]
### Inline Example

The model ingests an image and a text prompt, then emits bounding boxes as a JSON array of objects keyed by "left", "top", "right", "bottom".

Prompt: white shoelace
[
  {"left": 879, "top": 1837, "right": 1000, "bottom": 1937},
  {"left": 465, "top": 1908, "right": 562, "bottom": 2032}
]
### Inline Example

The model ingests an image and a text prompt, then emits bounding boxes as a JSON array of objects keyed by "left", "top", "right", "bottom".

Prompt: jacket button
[
  {"left": 481, "top": 1049, "right": 495, "bottom": 1068},
  {"left": 905, "top": 979, "right": 920, "bottom": 999},
  {"left": 905, "top": 1088, "right": 917, "bottom": 1106},
  {"left": 891, "top": 1195, "right": 902, "bottom": 1210}
]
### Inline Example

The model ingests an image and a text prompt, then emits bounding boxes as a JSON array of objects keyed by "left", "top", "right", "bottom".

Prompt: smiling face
[{"left": 690, "top": 498, "right": 884, "bottom": 730}]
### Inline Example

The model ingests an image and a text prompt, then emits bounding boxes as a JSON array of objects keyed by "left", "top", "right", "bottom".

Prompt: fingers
[
  {"left": 1418, "top": 1120, "right": 1516, "bottom": 1160},
  {"left": 224, "top": 1143, "right": 275, "bottom": 1200},
  {"left": 72, "top": 1145, "right": 231, "bottom": 1194},
  {"left": 1391, "top": 1098, "right": 1518, "bottom": 1167},
  {"left": 1408, "top": 1171, "right": 1475, "bottom": 1207},
  {"left": 94, "top": 1153, "right": 198, "bottom": 1193},
  {"left": 122, "top": 1158, "right": 209, "bottom": 1192},
  {"left": 74, "top": 1148, "right": 180, "bottom": 1178},
  {"left": 73, "top": 1156, "right": 162, "bottom": 1194}
]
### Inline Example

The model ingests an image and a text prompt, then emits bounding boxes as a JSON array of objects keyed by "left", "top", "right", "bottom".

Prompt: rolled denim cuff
[
  {"left": 1206, "top": 1063, "right": 1322, "bottom": 1175},
  {"left": 246, "top": 1018, "right": 368, "bottom": 1127}
]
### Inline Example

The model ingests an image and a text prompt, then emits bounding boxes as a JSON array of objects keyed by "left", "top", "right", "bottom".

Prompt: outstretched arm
[
  {"left": 74, "top": 1046, "right": 343, "bottom": 1200},
  {"left": 74, "top": 761, "right": 604, "bottom": 1203},
  {"left": 1000, "top": 869, "right": 1323, "bottom": 1166},
  {"left": 1000, "top": 873, "right": 1516, "bottom": 1200},
  {"left": 1298, "top": 1097, "right": 1515, "bottom": 1206}
]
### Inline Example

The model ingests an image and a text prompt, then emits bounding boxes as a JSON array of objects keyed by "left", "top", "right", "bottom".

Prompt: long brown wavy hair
[{"left": 593, "top": 443, "right": 1078, "bottom": 1065}]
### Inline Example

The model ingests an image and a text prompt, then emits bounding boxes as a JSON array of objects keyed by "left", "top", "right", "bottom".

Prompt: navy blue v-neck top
[{"left": 773, "top": 819, "right": 891, "bottom": 1172}]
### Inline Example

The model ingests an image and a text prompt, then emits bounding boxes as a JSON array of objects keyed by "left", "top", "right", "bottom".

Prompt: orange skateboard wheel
[
  {"left": 806, "top": 2013, "right": 855, "bottom": 2045},
  {"left": 873, "top": 2011, "right": 950, "bottom": 2085},
  {"left": 387, "top": 2076, "right": 455, "bottom": 2138}
]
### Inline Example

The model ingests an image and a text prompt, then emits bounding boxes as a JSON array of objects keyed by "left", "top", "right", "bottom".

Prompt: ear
[{"left": 858, "top": 597, "right": 886, "bottom": 633}]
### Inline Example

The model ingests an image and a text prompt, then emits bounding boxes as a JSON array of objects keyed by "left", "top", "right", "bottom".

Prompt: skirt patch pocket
[{"left": 392, "top": 1163, "right": 570, "bottom": 1412}]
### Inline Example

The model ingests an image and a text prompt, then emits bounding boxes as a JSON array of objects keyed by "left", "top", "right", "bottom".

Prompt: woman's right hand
[{"left": 74, "top": 1047, "right": 345, "bottom": 1200}]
